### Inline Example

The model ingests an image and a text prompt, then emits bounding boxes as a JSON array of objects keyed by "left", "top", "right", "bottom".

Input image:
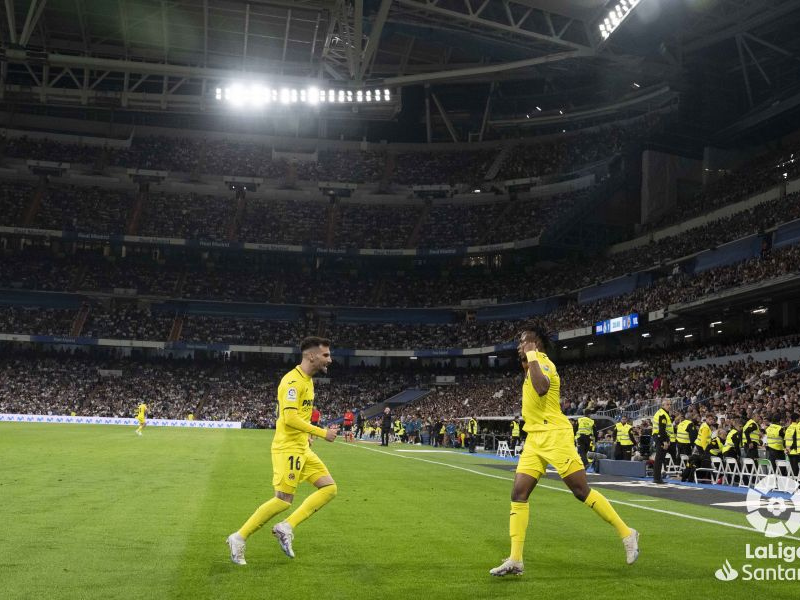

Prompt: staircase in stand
[
  {"left": 168, "top": 314, "right": 184, "bottom": 342},
  {"left": 126, "top": 184, "right": 148, "bottom": 235},
  {"left": 325, "top": 200, "right": 340, "bottom": 247},
  {"left": 69, "top": 264, "right": 89, "bottom": 291},
  {"left": 173, "top": 271, "right": 188, "bottom": 297},
  {"left": 479, "top": 198, "right": 515, "bottom": 244},
  {"left": 369, "top": 278, "right": 388, "bottom": 305},
  {"left": 271, "top": 279, "right": 286, "bottom": 303},
  {"left": 21, "top": 181, "right": 46, "bottom": 226},
  {"left": 405, "top": 203, "right": 431, "bottom": 247},
  {"left": 227, "top": 191, "right": 247, "bottom": 241},
  {"left": 483, "top": 143, "right": 514, "bottom": 182},
  {"left": 379, "top": 153, "right": 395, "bottom": 192},
  {"left": 70, "top": 302, "right": 90, "bottom": 336}
]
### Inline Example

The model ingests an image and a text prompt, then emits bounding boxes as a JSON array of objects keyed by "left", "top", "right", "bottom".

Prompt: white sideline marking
[
  {"left": 344, "top": 443, "right": 800, "bottom": 541},
  {"left": 396, "top": 449, "right": 462, "bottom": 454},
  {"left": 623, "top": 499, "right": 661, "bottom": 502}
]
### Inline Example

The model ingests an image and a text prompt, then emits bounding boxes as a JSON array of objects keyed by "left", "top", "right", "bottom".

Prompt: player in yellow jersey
[
  {"left": 490, "top": 323, "right": 639, "bottom": 576},
  {"left": 227, "top": 337, "right": 339, "bottom": 565},
  {"left": 135, "top": 402, "right": 147, "bottom": 436}
]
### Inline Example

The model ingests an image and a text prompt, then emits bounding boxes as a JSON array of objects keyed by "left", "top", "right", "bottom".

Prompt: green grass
[{"left": 1, "top": 423, "right": 798, "bottom": 599}]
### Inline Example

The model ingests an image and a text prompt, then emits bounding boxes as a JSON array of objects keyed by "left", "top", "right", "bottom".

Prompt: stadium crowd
[
  {"left": 2, "top": 331, "right": 799, "bottom": 436},
  {"left": 1, "top": 117, "right": 664, "bottom": 186},
  {"left": 3, "top": 238, "right": 800, "bottom": 347},
  {"left": 0, "top": 353, "right": 414, "bottom": 427}
]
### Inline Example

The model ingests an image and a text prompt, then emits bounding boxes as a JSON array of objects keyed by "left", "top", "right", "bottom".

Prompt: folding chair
[
  {"left": 496, "top": 441, "right": 511, "bottom": 458},
  {"left": 775, "top": 459, "right": 794, "bottom": 478},
  {"left": 679, "top": 454, "right": 689, "bottom": 472},
  {"left": 514, "top": 444, "right": 523, "bottom": 457},
  {"left": 665, "top": 454, "right": 680, "bottom": 477},
  {"left": 757, "top": 459, "right": 775, "bottom": 478},
  {"left": 694, "top": 466, "right": 716, "bottom": 484},
  {"left": 739, "top": 458, "right": 757, "bottom": 488},
  {"left": 724, "top": 457, "right": 741, "bottom": 486},
  {"left": 711, "top": 457, "right": 724, "bottom": 483}
]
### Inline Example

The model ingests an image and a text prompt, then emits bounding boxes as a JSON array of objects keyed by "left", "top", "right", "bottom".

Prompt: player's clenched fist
[{"left": 325, "top": 425, "right": 339, "bottom": 442}]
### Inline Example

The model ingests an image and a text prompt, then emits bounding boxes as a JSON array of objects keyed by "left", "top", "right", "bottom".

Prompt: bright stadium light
[
  {"left": 598, "top": 0, "right": 643, "bottom": 41},
  {"left": 215, "top": 84, "right": 395, "bottom": 108}
]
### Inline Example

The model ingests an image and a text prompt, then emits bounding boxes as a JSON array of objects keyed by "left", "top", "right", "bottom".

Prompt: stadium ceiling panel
[{"left": 1, "top": 0, "right": 799, "bottom": 133}]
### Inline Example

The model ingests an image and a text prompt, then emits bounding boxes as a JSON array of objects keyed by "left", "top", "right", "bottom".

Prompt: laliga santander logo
[
  {"left": 746, "top": 474, "right": 800, "bottom": 538},
  {"left": 715, "top": 559, "right": 739, "bottom": 581}
]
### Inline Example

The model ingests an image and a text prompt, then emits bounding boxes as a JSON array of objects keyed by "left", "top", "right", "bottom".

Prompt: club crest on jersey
[
  {"left": 288, "top": 473, "right": 296, "bottom": 481},
  {"left": 287, "top": 388, "right": 298, "bottom": 402}
]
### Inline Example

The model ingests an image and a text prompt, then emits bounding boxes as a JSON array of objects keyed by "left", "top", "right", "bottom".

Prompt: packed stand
[
  {"left": 82, "top": 305, "right": 174, "bottom": 340},
  {"left": 334, "top": 202, "right": 420, "bottom": 248},
  {"left": 0, "top": 305, "right": 74, "bottom": 336},
  {"left": 392, "top": 149, "right": 497, "bottom": 185},
  {"left": 0, "top": 252, "right": 79, "bottom": 291},
  {"left": 0, "top": 181, "right": 33, "bottom": 225},
  {"left": 34, "top": 185, "right": 132, "bottom": 233},
  {"left": 0, "top": 353, "right": 417, "bottom": 427},
  {"left": 325, "top": 320, "right": 518, "bottom": 350},
  {"left": 180, "top": 316, "right": 312, "bottom": 346},
  {"left": 238, "top": 197, "right": 327, "bottom": 246},
  {"left": 496, "top": 120, "right": 655, "bottom": 181},
  {"left": 138, "top": 192, "right": 232, "bottom": 241},
  {"left": 76, "top": 259, "right": 181, "bottom": 296}
]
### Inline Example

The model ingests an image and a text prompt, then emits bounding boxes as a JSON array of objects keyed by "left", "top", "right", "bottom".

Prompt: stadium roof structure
[{"left": 1, "top": 0, "right": 800, "bottom": 141}]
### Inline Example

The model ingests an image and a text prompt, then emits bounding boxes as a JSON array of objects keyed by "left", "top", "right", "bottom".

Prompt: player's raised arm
[{"left": 519, "top": 333, "right": 550, "bottom": 396}]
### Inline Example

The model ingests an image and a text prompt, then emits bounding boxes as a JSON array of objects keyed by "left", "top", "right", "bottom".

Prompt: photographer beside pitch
[
  {"left": 490, "top": 323, "right": 639, "bottom": 577},
  {"left": 227, "top": 337, "right": 339, "bottom": 565}
]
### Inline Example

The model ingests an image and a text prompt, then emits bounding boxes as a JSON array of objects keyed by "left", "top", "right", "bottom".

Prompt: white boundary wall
[{"left": 0, "top": 414, "right": 242, "bottom": 428}]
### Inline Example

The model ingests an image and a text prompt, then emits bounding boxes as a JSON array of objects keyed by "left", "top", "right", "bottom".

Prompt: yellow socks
[
  {"left": 285, "top": 484, "right": 338, "bottom": 529},
  {"left": 238, "top": 497, "right": 291, "bottom": 539},
  {"left": 583, "top": 489, "right": 631, "bottom": 538},
  {"left": 509, "top": 501, "right": 529, "bottom": 562}
]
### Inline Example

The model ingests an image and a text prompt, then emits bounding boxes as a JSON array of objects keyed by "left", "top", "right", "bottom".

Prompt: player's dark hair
[
  {"left": 520, "top": 320, "right": 552, "bottom": 351},
  {"left": 300, "top": 336, "right": 331, "bottom": 352}
]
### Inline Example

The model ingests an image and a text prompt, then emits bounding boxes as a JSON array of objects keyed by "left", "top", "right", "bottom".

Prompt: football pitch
[{"left": 1, "top": 424, "right": 797, "bottom": 600}]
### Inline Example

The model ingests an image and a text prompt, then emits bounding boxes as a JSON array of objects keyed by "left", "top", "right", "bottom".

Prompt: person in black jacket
[
  {"left": 380, "top": 407, "right": 392, "bottom": 446},
  {"left": 355, "top": 411, "right": 365, "bottom": 440}
]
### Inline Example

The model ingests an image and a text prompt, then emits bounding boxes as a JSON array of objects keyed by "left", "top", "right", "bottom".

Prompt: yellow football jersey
[
  {"left": 521, "top": 352, "right": 571, "bottom": 433},
  {"left": 272, "top": 366, "right": 315, "bottom": 452},
  {"left": 137, "top": 403, "right": 148, "bottom": 419}
]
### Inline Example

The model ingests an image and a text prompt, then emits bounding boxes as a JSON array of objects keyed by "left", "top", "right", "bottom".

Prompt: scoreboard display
[{"left": 595, "top": 313, "right": 639, "bottom": 335}]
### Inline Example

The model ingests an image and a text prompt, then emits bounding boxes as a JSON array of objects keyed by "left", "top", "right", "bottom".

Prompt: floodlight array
[
  {"left": 598, "top": 0, "right": 642, "bottom": 40},
  {"left": 214, "top": 85, "right": 392, "bottom": 107}
]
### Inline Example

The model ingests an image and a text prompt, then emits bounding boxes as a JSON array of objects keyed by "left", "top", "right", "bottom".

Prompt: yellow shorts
[
  {"left": 272, "top": 448, "right": 330, "bottom": 494},
  {"left": 137, "top": 418, "right": 146, "bottom": 425},
  {"left": 517, "top": 428, "right": 584, "bottom": 480}
]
